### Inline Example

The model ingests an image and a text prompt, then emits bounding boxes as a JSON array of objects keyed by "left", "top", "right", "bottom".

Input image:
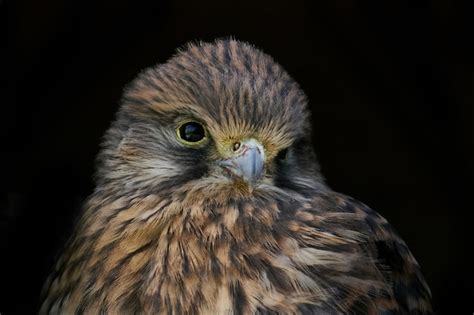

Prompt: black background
[{"left": 2, "top": 0, "right": 473, "bottom": 314}]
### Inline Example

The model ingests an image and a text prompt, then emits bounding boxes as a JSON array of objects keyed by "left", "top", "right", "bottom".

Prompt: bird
[{"left": 40, "top": 39, "right": 432, "bottom": 314}]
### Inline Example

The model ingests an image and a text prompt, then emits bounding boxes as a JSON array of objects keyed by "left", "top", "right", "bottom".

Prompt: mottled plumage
[{"left": 40, "top": 40, "right": 432, "bottom": 314}]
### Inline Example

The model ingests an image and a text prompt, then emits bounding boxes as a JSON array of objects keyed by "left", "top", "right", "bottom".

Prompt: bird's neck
[{"left": 64, "top": 188, "right": 294, "bottom": 313}]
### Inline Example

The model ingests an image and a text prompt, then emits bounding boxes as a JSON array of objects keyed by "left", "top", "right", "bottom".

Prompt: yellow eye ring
[{"left": 176, "top": 120, "right": 209, "bottom": 146}]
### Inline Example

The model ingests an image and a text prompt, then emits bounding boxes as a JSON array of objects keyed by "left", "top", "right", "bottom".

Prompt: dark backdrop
[{"left": 2, "top": 1, "right": 473, "bottom": 314}]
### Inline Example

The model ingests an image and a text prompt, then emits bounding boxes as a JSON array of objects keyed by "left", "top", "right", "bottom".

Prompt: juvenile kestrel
[{"left": 40, "top": 40, "right": 432, "bottom": 314}]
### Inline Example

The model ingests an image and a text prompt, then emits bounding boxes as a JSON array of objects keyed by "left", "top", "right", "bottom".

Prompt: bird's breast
[{"left": 41, "top": 193, "right": 389, "bottom": 314}]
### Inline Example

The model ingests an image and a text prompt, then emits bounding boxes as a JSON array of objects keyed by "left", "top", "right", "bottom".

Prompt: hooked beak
[{"left": 219, "top": 138, "right": 265, "bottom": 189}]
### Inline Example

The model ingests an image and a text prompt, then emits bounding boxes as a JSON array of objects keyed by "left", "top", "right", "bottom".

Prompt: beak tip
[{"left": 219, "top": 139, "right": 265, "bottom": 189}]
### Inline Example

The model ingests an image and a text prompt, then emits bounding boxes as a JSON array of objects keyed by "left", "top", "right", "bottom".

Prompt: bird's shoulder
[{"left": 290, "top": 191, "right": 433, "bottom": 314}]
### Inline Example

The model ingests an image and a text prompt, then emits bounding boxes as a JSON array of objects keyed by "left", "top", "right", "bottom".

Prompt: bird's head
[{"left": 97, "top": 40, "right": 324, "bottom": 198}]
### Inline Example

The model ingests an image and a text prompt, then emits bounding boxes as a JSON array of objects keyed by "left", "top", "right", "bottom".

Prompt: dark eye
[
  {"left": 275, "top": 147, "right": 289, "bottom": 162},
  {"left": 177, "top": 121, "right": 208, "bottom": 144}
]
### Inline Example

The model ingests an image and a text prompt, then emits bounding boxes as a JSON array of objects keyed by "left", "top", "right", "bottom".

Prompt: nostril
[{"left": 232, "top": 142, "right": 241, "bottom": 151}]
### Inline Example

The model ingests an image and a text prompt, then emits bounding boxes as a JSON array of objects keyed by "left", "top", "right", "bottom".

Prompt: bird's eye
[
  {"left": 275, "top": 147, "right": 289, "bottom": 162},
  {"left": 176, "top": 120, "right": 208, "bottom": 145}
]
